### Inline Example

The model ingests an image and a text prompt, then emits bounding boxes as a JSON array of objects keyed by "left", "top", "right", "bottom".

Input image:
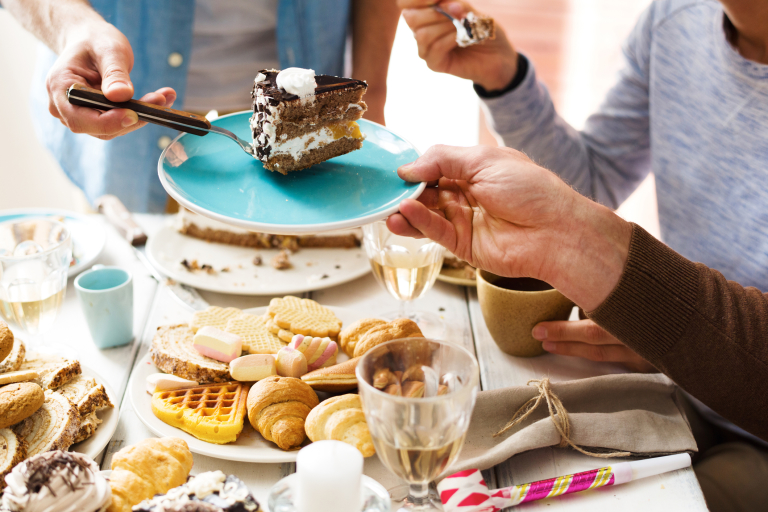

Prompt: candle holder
[{"left": 268, "top": 473, "right": 391, "bottom": 512}]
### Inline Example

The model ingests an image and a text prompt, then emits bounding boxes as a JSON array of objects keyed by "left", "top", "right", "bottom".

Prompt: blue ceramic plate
[
  {"left": 158, "top": 113, "right": 425, "bottom": 235},
  {"left": 0, "top": 209, "right": 106, "bottom": 277}
]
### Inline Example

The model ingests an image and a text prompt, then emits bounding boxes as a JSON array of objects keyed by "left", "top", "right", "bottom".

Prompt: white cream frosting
[
  {"left": 270, "top": 127, "right": 337, "bottom": 158},
  {"left": 2, "top": 451, "right": 112, "bottom": 512},
  {"left": 177, "top": 208, "right": 253, "bottom": 234},
  {"left": 276, "top": 67, "right": 317, "bottom": 98}
]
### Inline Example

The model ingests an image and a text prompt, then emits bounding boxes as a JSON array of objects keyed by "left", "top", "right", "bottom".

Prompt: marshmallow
[
  {"left": 230, "top": 354, "right": 277, "bottom": 382},
  {"left": 193, "top": 326, "right": 242, "bottom": 363},
  {"left": 276, "top": 346, "right": 308, "bottom": 378},
  {"left": 289, "top": 334, "right": 338, "bottom": 371},
  {"left": 276, "top": 67, "right": 317, "bottom": 97},
  {"left": 146, "top": 373, "right": 198, "bottom": 395}
]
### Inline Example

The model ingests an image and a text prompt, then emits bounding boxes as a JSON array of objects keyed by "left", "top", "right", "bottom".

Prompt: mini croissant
[
  {"left": 247, "top": 376, "right": 319, "bottom": 450},
  {"left": 304, "top": 394, "right": 375, "bottom": 457},
  {"left": 107, "top": 437, "right": 193, "bottom": 512}
]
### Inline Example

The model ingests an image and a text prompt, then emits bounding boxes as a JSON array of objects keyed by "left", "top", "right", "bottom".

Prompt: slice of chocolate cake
[
  {"left": 250, "top": 68, "right": 367, "bottom": 174},
  {"left": 456, "top": 12, "right": 496, "bottom": 47}
]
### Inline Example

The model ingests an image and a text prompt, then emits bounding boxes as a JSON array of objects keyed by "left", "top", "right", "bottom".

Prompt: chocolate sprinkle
[{"left": 22, "top": 452, "right": 92, "bottom": 496}]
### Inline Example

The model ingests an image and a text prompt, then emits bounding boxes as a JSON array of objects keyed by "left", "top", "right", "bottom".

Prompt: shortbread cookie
[
  {"left": 0, "top": 369, "right": 39, "bottom": 385},
  {"left": 338, "top": 318, "right": 387, "bottom": 358},
  {"left": 268, "top": 296, "right": 342, "bottom": 339},
  {"left": 353, "top": 318, "right": 424, "bottom": 358},
  {"left": 190, "top": 306, "right": 243, "bottom": 333},
  {"left": 0, "top": 336, "right": 25, "bottom": 374},
  {"left": 151, "top": 324, "right": 232, "bottom": 383},
  {"left": 266, "top": 315, "right": 295, "bottom": 343},
  {"left": 0, "top": 382, "right": 45, "bottom": 429},
  {"left": 225, "top": 314, "right": 285, "bottom": 354},
  {"left": 0, "top": 320, "right": 13, "bottom": 363}
]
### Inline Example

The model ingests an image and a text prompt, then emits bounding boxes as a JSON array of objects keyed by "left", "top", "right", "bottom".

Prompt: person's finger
[
  {"left": 155, "top": 87, "right": 177, "bottom": 108},
  {"left": 398, "top": 198, "right": 458, "bottom": 249},
  {"left": 540, "top": 341, "right": 638, "bottom": 364},
  {"left": 441, "top": 1, "right": 470, "bottom": 18},
  {"left": 399, "top": 144, "right": 488, "bottom": 183},
  {"left": 398, "top": 0, "right": 440, "bottom": 8},
  {"left": 402, "top": 7, "right": 454, "bottom": 30},
  {"left": 414, "top": 24, "right": 458, "bottom": 61},
  {"left": 532, "top": 319, "right": 620, "bottom": 345},
  {"left": 416, "top": 187, "right": 440, "bottom": 209},
  {"left": 94, "top": 40, "right": 135, "bottom": 102},
  {"left": 387, "top": 213, "right": 425, "bottom": 238}
]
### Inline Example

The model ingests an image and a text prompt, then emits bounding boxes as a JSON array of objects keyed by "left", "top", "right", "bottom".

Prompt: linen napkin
[{"left": 449, "top": 373, "right": 697, "bottom": 475}]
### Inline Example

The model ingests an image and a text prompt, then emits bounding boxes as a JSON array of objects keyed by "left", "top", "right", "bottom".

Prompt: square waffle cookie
[
  {"left": 225, "top": 314, "right": 285, "bottom": 354},
  {"left": 268, "top": 296, "right": 342, "bottom": 339},
  {"left": 265, "top": 314, "right": 295, "bottom": 343},
  {"left": 190, "top": 306, "right": 243, "bottom": 333},
  {"left": 151, "top": 381, "right": 249, "bottom": 444}
]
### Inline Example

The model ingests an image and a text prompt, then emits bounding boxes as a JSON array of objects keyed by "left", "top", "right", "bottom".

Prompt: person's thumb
[
  {"left": 95, "top": 42, "right": 135, "bottom": 102},
  {"left": 398, "top": 144, "right": 486, "bottom": 183}
]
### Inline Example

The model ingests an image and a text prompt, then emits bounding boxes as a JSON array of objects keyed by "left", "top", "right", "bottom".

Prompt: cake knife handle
[{"left": 66, "top": 83, "right": 211, "bottom": 136}]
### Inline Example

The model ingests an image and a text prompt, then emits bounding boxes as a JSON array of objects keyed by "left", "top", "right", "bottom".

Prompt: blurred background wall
[{"left": 0, "top": 0, "right": 658, "bottom": 236}]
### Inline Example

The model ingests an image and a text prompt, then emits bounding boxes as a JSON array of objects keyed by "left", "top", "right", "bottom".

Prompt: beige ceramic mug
[{"left": 477, "top": 270, "right": 574, "bottom": 357}]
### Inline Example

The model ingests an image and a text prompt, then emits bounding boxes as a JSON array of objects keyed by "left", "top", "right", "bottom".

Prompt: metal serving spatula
[{"left": 66, "top": 84, "right": 255, "bottom": 156}]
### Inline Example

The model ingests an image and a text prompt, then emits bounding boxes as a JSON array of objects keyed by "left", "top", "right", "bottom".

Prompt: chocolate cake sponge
[{"left": 250, "top": 69, "right": 367, "bottom": 174}]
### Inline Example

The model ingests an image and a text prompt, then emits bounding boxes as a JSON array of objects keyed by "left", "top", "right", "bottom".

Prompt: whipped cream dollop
[
  {"left": 2, "top": 451, "right": 112, "bottom": 512},
  {"left": 276, "top": 68, "right": 317, "bottom": 98}
]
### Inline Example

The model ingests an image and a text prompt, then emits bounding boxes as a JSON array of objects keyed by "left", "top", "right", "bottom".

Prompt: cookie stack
[{"left": 0, "top": 320, "right": 113, "bottom": 489}]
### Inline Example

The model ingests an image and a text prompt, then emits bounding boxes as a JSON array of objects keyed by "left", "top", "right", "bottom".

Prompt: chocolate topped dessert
[
  {"left": 132, "top": 471, "right": 260, "bottom": 512},
  {"left": 250, "top": 68, "right": 367, "bottom": 174},
  {"left": 456, "top": 12, "right": 496, "bottom": 47}
]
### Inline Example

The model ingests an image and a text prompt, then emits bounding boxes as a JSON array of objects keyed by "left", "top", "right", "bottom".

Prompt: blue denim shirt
[{"left": 30, "top": 0, "right": 351, "bottom": 213}]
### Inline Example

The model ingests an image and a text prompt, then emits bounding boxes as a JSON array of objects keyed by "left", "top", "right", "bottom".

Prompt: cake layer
[{"left": 263, "top": 136, "right": 363, "bottom": 174}]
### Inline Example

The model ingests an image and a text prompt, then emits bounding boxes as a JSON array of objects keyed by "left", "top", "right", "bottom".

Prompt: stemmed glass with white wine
[
  {"left": 357, "top": 338, "right": 479, "bottom": 511},
  {"left": 362, "top": 221, "right": 445, "bottom": 337},
  {"left": 0, "top": 218, "right": 72, "bottom": 353}
]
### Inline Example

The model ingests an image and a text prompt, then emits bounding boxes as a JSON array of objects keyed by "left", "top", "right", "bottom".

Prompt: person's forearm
[
  {"left": 351, "top": 0, "right": 400, "bottom": 125},
  {"left": 3, "top": 0, "right": 104, "bottom": 53},
  {"left": 588, "top": 225, "right": 768, "bottom": 441}
]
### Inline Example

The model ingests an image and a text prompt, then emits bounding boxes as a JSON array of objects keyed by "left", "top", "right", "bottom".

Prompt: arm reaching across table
[{"left": 389, "top": 144, "right": 768, "bottom": 442}]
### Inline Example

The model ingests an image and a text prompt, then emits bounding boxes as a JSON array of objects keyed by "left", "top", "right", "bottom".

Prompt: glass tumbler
[
  {"left": 0, "top": 218, "right": 72, "bottom": 350},
  {"left": 362, "top": 220, "right": 445, "bottom": 337},
  {"left": 357, "top": 338, "right": 479, "bottom": 511}
]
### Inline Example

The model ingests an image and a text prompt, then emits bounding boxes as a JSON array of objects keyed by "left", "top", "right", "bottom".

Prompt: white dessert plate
[
  {"left": 146, "top": 224, "right": 371, "bottom": 295},
  {"left": 436, "top": 269, "right": 477, "bottom": 287},
  {"left": 72, "top": 363, "right": 120, "bottom": 460},
  {"left": 158, "top": 114, "right": 426, "bottom": 235},
  {"left": 0, "top": 209, "right": 106, "bottom": 277},
  {"left": 129, "top": 305, "right": 357, "bottom": 463}
]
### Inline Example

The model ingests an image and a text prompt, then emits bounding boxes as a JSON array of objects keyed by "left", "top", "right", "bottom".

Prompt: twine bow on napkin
[{"left": 494, "top": 378, "right": 630, "bottom": 459}]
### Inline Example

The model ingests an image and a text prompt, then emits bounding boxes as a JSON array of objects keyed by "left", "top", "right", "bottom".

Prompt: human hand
[
  {"left": 399, "top": 0, "right": 518, "bottom": 90},
  {"left": 388, "top": 145, "right": 632, "bottom": 311},
  {"left": 533, "top": 319, "right": 657, "bottom": 373},
  {"left": 46, "top": 21, "right": 176, "bottom": 140}
]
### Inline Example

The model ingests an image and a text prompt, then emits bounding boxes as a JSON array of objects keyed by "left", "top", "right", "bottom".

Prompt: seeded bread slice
[{"left": 150, "top": 324, "right": 232, "bottom": 384}]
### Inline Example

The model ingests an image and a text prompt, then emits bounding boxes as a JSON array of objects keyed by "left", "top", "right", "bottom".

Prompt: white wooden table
[{"left": 60, "top": 214, "right": 707, "bottom": 511}]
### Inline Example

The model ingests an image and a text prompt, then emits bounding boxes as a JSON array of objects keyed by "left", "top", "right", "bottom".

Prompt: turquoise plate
[{"left": 158, "top": 112, "right": 425, "bottom": 234}]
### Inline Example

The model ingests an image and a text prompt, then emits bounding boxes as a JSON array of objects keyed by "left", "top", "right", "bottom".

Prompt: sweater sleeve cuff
[
  {"left": 474, "top": 53, "right": 529, "bottom": 98},
  {"left": 587, "top": 224, "right": 700, "bottom": 360}
]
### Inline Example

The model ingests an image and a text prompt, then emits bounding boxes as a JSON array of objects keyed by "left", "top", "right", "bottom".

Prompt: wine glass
[
  {"left": 357, "top": 338, "right": 479, "bottom": 511},
  {"left": 0, "top": 218, "right": 72, "bottom": 353},
  {"left": 362, "top": 221, "right": 445, "bottom": 338}
]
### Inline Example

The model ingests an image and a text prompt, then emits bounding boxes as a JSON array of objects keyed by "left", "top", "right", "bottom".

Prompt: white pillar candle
[{"left": 296, "top": 441, "right": 363, "bottom": 512}]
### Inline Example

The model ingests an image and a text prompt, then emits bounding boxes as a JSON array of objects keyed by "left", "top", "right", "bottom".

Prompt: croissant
[
  {"left": 108, "top": 437, "right": 193, "bottom": 512},
  {"left": 352, "top": 318, "right": 424, "bottom": 358},
  {"left": 338, "top": 318, "right": 387, "bottom": 357},
  {"left": 304, "top": 394, "right": 375, "bottom": 457},
  {"left": 247, "top": 375, "right": 319, "bottom": 450}
]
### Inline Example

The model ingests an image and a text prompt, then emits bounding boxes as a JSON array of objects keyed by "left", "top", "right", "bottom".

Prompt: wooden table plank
[{"left": 467, "top": 288, "right": 707, "bottom": 510}]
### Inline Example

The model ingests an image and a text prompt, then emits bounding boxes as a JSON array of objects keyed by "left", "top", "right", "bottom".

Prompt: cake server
[{"left": 66, "top": 84, "right": 255, "bottom": 156}]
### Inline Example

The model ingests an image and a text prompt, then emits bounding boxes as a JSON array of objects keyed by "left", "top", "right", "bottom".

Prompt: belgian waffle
[
  {"left": 151, "top": 381, "right": 249, "bottom": 444},
  {"left": 224, "top": 314, "right": 285, "bottom": 354},
  {"left": 151, "top": 324, "right": 232, "bottom": 383},
  {"left": 267, "top": 296, "right": 342, "bottom": 339}
]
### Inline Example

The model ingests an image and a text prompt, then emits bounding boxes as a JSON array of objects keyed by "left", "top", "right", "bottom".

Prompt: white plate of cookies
[{"left": 128, "top": 297, "right": 426, "bottom": 463}]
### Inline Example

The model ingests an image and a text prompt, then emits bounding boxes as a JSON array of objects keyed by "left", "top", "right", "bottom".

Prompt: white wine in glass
[{"left": 357, "top": 338, "right": 479, "bottom": 511}]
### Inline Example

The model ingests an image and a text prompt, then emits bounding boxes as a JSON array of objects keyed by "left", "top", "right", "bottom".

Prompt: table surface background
[{"left": 48, "top": 214, "right": 706, "bottom": 511}]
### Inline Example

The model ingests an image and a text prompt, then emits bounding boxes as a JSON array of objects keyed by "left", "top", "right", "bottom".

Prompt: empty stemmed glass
[
  {"left": 357, "top": 338, "right": 480, "bottom": 511},
  {"left": 362, "top": 220, "right": 445, "bottom": 337},
  {"left": 0, "top": 218, "right": 72, "bottom": 353}
]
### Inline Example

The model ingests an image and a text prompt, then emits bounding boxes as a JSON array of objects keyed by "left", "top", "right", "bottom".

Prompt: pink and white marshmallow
[
  {"left": 146, "top": 373, "right": 198, "bottom": 395},
  {"left": 230, "top": 354, "right": 277, "bottom": 382},
  {"left": 289, "top": 334, "right": 338, "bottom": 371},
  {"left": 193, "top": 326, "right": 242, "bottom": 363},
  {"left": 276, "top": 346, "right": 308, "bottom": 378}
]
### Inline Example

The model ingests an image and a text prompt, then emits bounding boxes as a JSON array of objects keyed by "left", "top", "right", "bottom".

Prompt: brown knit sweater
[{"left": 589, "top": 224, "right": 768, "bottom": 442}]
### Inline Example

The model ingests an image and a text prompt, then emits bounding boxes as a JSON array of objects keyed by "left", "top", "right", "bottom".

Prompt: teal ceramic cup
[{"left": 75, "top": 265, "right": 133, "bottom": 348}]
